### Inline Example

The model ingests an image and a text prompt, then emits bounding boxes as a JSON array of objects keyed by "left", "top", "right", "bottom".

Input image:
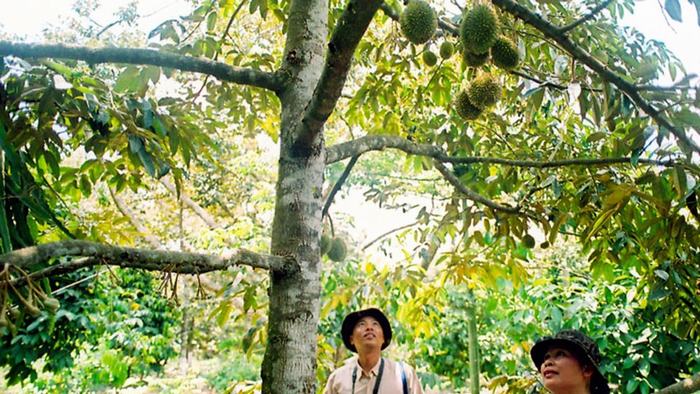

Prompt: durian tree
[{"left": 1, "top": 0, "right": 700, "bottom": 392}]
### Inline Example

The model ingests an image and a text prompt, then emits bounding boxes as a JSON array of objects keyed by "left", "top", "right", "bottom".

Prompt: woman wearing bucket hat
[
  {"left": 530, "top": 329, "right": 610, "bottom": 394},
  {"left": 323, "top": 307, "right": 424, "bottom": 394}
]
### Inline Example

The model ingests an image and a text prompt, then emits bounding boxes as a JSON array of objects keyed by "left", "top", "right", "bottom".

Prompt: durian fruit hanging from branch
[
  {"left": 460, "top": 3, "right": 499, "bottom": 55},
  {"left": 522, "top": 234, "right": 536, "bottom": 249},
  {"left": 320, "top": 233, "right": 332, "bottom": 255},
  {"left": 467, "top": 72, "right": 501, "bottom": 109},
  {"left": 454, "top": 89, "right": 483, "bottom": 120},
  {"left": 490, "top": 36, "right": 520, "bottom": 70},
  {"left": 327, "top": 237, "right": 348, "bottom": 262},
  {"left": 422, "top": 50, "right": 438, "bottom": 66},
  {"left": 463, "top": 49, "right": 489, "bottom": 68},
  {"left": 400, "top": 0, "right": 438, "bottom": 45},
  {"left": 439, "top": 41, "right": 454, "bottom": 59}
]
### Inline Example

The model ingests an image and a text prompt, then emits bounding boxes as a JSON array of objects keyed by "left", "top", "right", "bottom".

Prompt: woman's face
[{"left": 540, "top": 347, "right": 593, "bottom": 393}]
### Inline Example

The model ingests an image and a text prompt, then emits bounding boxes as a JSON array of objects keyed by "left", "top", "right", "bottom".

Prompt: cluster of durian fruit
[
  {"left": 399, "top": 0, "right": 521, "bottom": 120},
  {"left": 321, "top": 233, "right": 347, "bottom": 262}
]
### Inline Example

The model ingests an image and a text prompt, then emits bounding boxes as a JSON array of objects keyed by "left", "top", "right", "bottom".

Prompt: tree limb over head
[
  {"left": 0, "top": 41, "right": 284, "bottom": 93},
  {"left": 0, "top": 240, "right": 298, "bottom": 281},
  {"left": 325, "top": 135, "right": 679, "bottom": 168}
]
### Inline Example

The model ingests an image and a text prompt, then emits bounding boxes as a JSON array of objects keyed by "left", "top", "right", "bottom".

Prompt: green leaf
[
  {"left": 243, "top": 286, "right": 256, "bottom": 313},
  {"left": 604, "top": 184, "right": 634, "bottom": 207},
  {"left": 41, "top": 60, "right": 73, "bottom": 78},
  {"left": 143, "top": 66, "right": 161, "bottom": 85},
  {"left": 216, "top": 301, "right": 232, "bottom": 327},
  {"left": 79, "top": 174, "right": 92, "bottom": 197},
  {"left": 626, "top": 378, "right": 640, "bottom": 392},
  {"left": 584, "top": 207, "right": 616, "bottom": 243},
  {"left": 654, "top": 269, "right": 669, "bottom": 281},
  {"left": 206, "top": 11, "right": 217, "bottom": 31},
  {"left": 587, "top": 132, "right": 606, "bottom": 143},
  {"left": 639, "top": 359, "right": 651, "bottom": 377},
  {"left": 672, "top": 166, "right": 687, "bottom": 196},
  {"left": 673, "top": 108, "right": 700, "bottom": 128},
  {"left": 128, "top": 135, "right": 144, "bottom": 154},
  {"left": 42, "top": 151, "right": 61, "bottom": 178},
  {"left": 664, "top": 0, "right": 683, "bottom": 21},
  {"left": 152, "top": 116, "right": 167, "bottom": 137},
  {"left": 551, "top": 177, "right": 561, "bottom": 198},
  {"left": 137, "top": 148, "right": 156, "bottom": 177},
  {"left": 648, "top": 285, "right": 670, "bottom": 300},
  {"left": 114, "top": 66, "right": 142, "bottom": 93},
  {"left": 549, "top": 306, "right": 562, "bottom": 330}
]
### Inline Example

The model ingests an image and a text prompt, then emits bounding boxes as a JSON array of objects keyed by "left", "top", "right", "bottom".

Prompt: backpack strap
[{"left": 399, "top": 361, "right": 408, "bottom": 394}]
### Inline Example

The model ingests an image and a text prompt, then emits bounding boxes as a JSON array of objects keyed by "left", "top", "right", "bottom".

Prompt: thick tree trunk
[{"left": 260, "top": 0, "right": 328, "bottom": 391}]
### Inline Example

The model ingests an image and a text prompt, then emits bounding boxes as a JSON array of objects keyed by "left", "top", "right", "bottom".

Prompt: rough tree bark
[
  {"left": 260, "top": 0, "right": 329, "bottom": 388},
  {"left": 261, "top": 0, "right": 381, "bottom": 390}
]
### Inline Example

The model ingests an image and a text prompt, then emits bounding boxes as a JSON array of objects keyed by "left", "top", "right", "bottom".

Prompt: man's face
[{"left": 350, "top": 316, "right": 385, "bottom": 352}]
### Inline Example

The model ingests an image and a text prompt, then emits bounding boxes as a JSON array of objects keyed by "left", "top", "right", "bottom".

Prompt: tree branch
[
  {"left": 3, "top": 257, "right": 99, "bottom": 288},
  {"left": 362, "top": 220, "right": 420, "bottom": 251},
  {"left": 322, "top": 155, "right": 360, "bottom": 217},
  {"left": 0, "top": 41, "right": 283, "bottom": 93},
  {"left": 159, "top": 178, "right": 220, "bottom": 229},
  {"left": 490, "top": 0, "right": 700, "bottom": 155},
  {"left": 559, "top": 0, "right": 614, "bottom": 34},
  {"left": 510, "top": 69, "right": 602, "bottom": 92},
  {"left": 433, "top": 160, "right": 520, "bottom": 214},
  {"left": 654, "top": 374, "right": 700, "bottom": 394},
  {"left": 325, "top": 135, "right": 679, "bottom": 168},
  {"left": 0, "top": 240, "right": 297, "bottom": 276},
  {"left": 292, "top": 0, "right": 382, "bottom": 150},
  {"left": 109, "top": 187, "right": 163, "bottom": 249},
  {"left": 96, "top": 19, "right": 126, "bottom": 38}
]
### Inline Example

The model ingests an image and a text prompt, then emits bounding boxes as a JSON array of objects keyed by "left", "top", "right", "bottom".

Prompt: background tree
[{"left": 1, "top": 0, "right": 699, "bottom": 393}]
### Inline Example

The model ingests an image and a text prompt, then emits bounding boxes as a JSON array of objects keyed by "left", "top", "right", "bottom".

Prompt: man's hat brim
[
  {"left": 531, "top": 337, "right": 609, "bottom": 394},
  {"left": 341, "top": 308, "right": 392, "bottom": 352}
]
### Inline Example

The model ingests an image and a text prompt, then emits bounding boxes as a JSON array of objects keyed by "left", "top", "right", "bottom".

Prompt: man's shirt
[{"left": 323, "top": 356, "right": 424, "bottom": 394}]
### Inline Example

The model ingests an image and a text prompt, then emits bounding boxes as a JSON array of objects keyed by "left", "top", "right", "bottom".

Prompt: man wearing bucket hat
[
  {"left": 530, "top": 329, "right": 610, "bottom": 394},
  {"left": 323, "top": 307, "right": 424, "bottom": 394}
]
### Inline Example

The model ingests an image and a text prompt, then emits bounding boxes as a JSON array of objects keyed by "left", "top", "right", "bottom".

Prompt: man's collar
[{"left": 355, "top": 356, "right": 382, "bottom": 375}]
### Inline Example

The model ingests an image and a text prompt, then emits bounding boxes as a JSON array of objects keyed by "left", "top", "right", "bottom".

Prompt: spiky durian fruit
[
  {"left": 400, "top": 0, "right": 438, "bottom": 45},
  {"left": 439, "top": 41, "right": 454, "bottom": 59},
  {"left": 454, "top": 90, "right": 483, "bottom": 120},
  {"left": 423, "top": 50, "right": 438, "bottom": 66},
  {"left": 320, "top": 233, "right": 331, "bottom": 255},
  {"left": 467, "top": 73, "right": 501, "bottom": 109},
  {"left": 522, "top": 234, "right": 536, "bottom": 249},
  {"left": 491, "top": 36, "right": 520, "bottom": 70},
  {"left": 460, "top": 4, "right": 499, "bottom": 55},
  {"left": 327, "top": 237, "right": 347, "bottom": 262},
  {"left": 463, "top": 50, "right": 489, "bottom": 67}
]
